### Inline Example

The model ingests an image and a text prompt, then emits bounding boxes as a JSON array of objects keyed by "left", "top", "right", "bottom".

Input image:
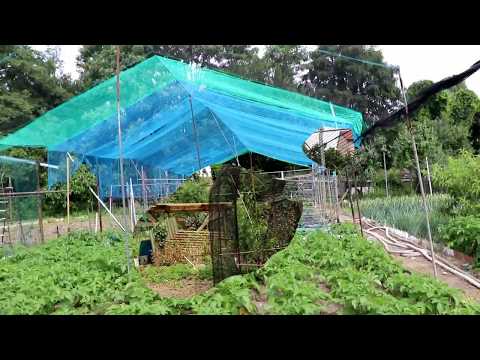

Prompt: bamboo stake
[
  {"left": 398, "top": 69, "right": 438, "bottom": 278},
  {"left": 66, "top": 153, "right": 70, "bottom": 233},
  {"left": 426, "top": 157, "right": 433, "bottom": 196},
  {"left": 115, "top": 45, "right": 130, "bottom": 273},
  {"left": 383, "top": 149, "right": 389, "bottom": 197}
]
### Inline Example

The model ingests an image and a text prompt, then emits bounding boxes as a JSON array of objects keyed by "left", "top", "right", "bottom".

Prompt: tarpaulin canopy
[{"left": 0, "top": 55, "right": 364, "bottom": 197}]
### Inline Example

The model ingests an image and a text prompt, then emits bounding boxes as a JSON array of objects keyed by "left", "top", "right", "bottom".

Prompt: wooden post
[
  {"left": 353, "top": 172, "right": 364, "bottom": 238},
  {"left": 346, "top": 173, "right": 355, "bottom": 224},
  {"left": 109, "top": 185, "right": 113, "bottom": 212},
  {"left": 96, "top": 179, "right": 103, "bottom": 232},
  {"left": 334, "top": 171, "right": 340, "bottom": 223},
  {"left": 129, "top": 178, "right": 135, "bottom": 232},
  {"left": 141, "top": 166, "right": 147, "bottom": 210},
  {"left": 36, "top": 161, "right": 45, "bottom": 244},
  {"left": 383, "top": 150, "right": 389, "bottom": 197}
]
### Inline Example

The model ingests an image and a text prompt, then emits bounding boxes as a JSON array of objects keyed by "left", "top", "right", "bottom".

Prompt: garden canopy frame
[{"left": 0, "top": 55, "right": 364, "bottom": 197}]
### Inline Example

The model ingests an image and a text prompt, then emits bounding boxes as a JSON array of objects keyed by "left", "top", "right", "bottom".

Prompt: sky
[{"left": 30, "top": 45, "right": 480, "bottom": 96}]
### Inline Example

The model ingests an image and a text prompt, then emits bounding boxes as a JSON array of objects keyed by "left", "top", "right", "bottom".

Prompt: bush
[
  {"left": 439, "top": 216, "right": 480, "bottom": 267},
  {"left": 44, "top": 164, "right": 97, "bottom": 216},
  {"left": 372, "top": 168, "right": 414, "bottom": 197},
  {"left": 432, "top": 150, "right": 480, "bottom": 216},
  {"left": 170, "top": 178, "right": 211, "bottom": 203}
]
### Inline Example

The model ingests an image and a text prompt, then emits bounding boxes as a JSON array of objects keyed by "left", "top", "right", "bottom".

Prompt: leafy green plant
[
  {"left": 1, "top": 224, "right": 478, "bottom": 315},
  {"left": 432, "top": 150, "right": 480, "bottom": 216},
  {"left": 439, "top": 216, "right": 480, "bottom": 267},
  {"left": 151, "top": 221, "right": 168, "bottom": 248},
  {"left": 44, "top": 164, "right": 97, "bottom": 216},
  {"left": 170, "top": 178, "right": 211, "bottom": 203}
]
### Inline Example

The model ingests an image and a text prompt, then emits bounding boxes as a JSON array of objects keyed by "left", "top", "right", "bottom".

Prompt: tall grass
[{"left": 358, "top": 194, "right": 453, "bottom": 243}]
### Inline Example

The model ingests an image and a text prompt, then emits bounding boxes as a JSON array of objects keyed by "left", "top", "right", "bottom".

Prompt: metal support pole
[
  {"left": 96, "top": 179, "right": 103, "bottom": 233},
  {"left": 36, "top": 161, "right": 44, "bottom": 244},
  {"left": 189, "top": 96, "right": 202, "bottom": 171},
  {"left": 426, "top": 157, "right": 433, "bottom": 196},
  {"left": 383, "top": 150, "right": 389, "bottom": 197},
  {"left": 141, "top": 166, "right": 147, "bottom": 210},
  {"left": 66, "top": 153, "right": 70, "bottom": 233},
  {"left": 398, "top": 69, "right": 438, "bottom": 278},
  {"left": 115, "top": 46, "right": 128, "bottom": 230},
  {"left": 115, "top": 45, "right": 130, "bottom": 273}
]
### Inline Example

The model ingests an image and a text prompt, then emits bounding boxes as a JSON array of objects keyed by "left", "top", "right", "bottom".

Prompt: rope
[{"left": 208, "top": 109, "right": 241, "bottom": 166}]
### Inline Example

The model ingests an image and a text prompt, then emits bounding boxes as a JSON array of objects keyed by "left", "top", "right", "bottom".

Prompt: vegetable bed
[{"left": 1, "top": 225, "right": 478, "bottom": 315}]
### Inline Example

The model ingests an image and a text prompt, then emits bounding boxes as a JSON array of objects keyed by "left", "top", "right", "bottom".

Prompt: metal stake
[{"left": 115, "top": 45, "right": 130, "bottom": 273}]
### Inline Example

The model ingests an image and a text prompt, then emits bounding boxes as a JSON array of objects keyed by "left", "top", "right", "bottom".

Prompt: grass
[{"left": 357, "top": 194, "right": 453, "bottom": 243}]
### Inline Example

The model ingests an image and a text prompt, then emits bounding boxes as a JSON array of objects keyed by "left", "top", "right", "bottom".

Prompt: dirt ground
[
  {"left": 147, "top": 278, "right": 212, "bottom": 299},
  {"left": 395, "top": 255, "right": 480, "bottom": 302}
]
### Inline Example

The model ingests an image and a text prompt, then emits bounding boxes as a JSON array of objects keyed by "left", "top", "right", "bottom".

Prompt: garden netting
[{"left": 0, "top": 55, "right": 364, "bottom": 198}]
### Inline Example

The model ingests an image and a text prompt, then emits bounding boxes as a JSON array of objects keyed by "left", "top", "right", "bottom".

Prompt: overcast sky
[{"left": 31, "top": 45, "right": 480, "bottom": 96}]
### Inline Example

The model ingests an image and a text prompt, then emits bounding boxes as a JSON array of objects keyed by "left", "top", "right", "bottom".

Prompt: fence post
[
  {"left": 383, "top": 150, "right": 389, "bottom": 197},
  {"left": 96, "top": 179, "right": 103, "bottom": 232}
]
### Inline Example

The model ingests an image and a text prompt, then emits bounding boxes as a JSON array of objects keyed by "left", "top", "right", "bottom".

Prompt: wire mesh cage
[{"left": 208, "top": 165, "right": 303, "bottom": 284}]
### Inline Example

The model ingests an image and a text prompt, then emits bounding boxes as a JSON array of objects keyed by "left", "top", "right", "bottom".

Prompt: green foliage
[
  {"left": 1, "top": 225, "right": 478, "bottom": 315},
  {"left": 358, "top": 194, "right": 452, "bottom": 242},
  {"left": 300, "top": 45, "right": 401, "bottom": 125},
  {"left": 191, "top": 274, "right": 259, "bottom": 315},
  {"left": 151, "top": 221, "right": 168, "bottom": 247},
  {"left": 237, "top": 195, "right": 269, "bottom": 263},
  {"left": 371, "top": 168, "right": 414, "bottom": 197},
  {"left": 168, "top": 178, "right": 210, "bottom": 229},
  {"left": 44, "top": 164, "right": 98, "bottom": 215},
  {"left": 0, "top": 231, "right": 183, "bottom": 315},
  {"left": 0, "top": 45, "right": 76, "bottom": 135},
  {"left": 432, "top": 150, "right": 480, "bottom": 216},
  {"left": 439, "top": 216, "right": 480, "bottom": 266},
  {"left": 170, "top": 178, "right": 211, "bottom": 203},
  {"left": 142, "top": 264, "right": 197, "bottom": 283}
]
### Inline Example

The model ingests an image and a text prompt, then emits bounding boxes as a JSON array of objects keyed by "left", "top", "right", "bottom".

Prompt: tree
[
  {"left": 300, "top": 45, "right": 401, "bottom": 125},
  {"left": 261, "top": 45, "right": 308, "bottom": 90},
  {"left": 76, "top": 45, "right": 262, "bottom": 89},
  {"left": 0, "top": 45, "right": 76, "bottom": 134}
]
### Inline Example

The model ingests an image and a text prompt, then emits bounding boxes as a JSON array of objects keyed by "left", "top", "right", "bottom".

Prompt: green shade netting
[{"left": 0, "top": 55, "right": 364, "bottom": 197}]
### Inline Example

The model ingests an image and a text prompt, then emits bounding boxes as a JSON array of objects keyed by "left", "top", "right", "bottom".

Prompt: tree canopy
[{"left": 1, "top": 44, "right": 480, "bottom": 180}]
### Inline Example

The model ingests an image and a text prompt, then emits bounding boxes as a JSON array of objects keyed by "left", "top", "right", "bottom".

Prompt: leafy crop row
[{"left": 1, "top": 225, "right": 478, "bottom": 315}]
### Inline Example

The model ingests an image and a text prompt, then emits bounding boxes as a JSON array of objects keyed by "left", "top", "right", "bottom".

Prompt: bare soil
[
  {"left": 395, "top": 255, "right": 480, "bottom": 302},
  {"left": 147, "top": 278, "right": 212, "bottom": 299},
  {"left": 317, "top": 282, "right": 343, "bottom": 315}
]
